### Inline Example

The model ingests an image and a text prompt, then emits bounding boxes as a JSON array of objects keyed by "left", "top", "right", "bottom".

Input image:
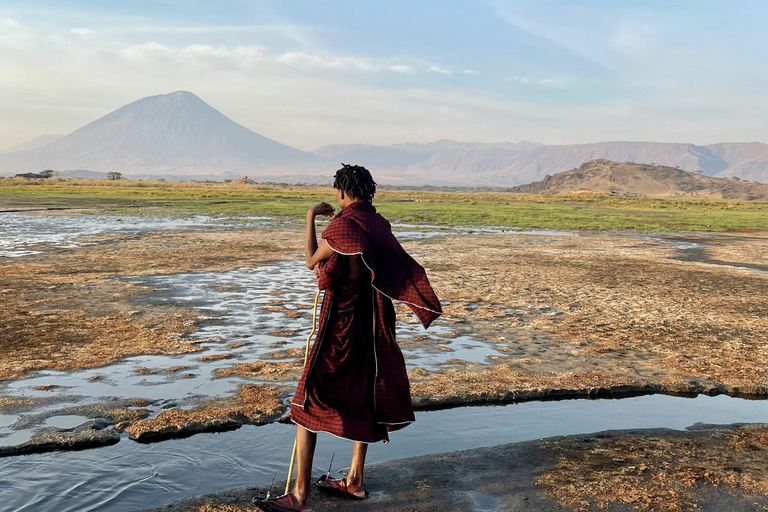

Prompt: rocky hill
[{"left": 508, "top": 159, "right": 768, "bottom": 200}]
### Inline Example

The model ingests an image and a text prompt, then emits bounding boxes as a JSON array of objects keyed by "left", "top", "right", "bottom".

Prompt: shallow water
[
  {"left": 0, "top": 394, "right": 766, "bottom": 512},
  {"left": 0, "top": 210, "right": 584, "bottom": 258},
  {"left": 391, "top": 223, "right": 578, "bottom": 240},
  {"left": 0, "top": 213, "right": 281, "bottom": 257}
]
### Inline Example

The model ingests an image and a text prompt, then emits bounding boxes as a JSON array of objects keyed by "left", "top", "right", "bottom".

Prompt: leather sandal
[
  {"left": 253, "top": 492, "right": 312, "bottom": 512},
  {"left": 315, "top": 475, "right": 369, "bottom": 500}
]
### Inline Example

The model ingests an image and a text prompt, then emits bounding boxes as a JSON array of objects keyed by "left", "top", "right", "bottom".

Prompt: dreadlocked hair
[{"left": 333, "top": 164, "right": 377, "bottom": 202}]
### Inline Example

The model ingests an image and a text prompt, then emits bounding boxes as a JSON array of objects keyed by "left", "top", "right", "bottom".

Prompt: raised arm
[{"left": 306, "top": 202, "right": 336, "bottom": 270}]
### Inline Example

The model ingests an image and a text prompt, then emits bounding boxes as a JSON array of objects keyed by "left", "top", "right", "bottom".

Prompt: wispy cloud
[
  {"left": 505, "top": 75, "right": 575, "bottom": 87},
  {"left": 70, "top": 28, "right": 96, "bottom": 38},
  {"left": 390, "top": 64, "right": 414, "bottom": 74},
  {"left": 427, "top": 65, "right": 451, "bottom": 75},
  {"left": 275, "top": 51, "right": 380, "bottom": 71},
  {"left": 490, "top": 1, "right": 614, "bottom": 69},
  {"left": 463, "top": 69, "right": 479, "bottom": 75},
  {"left": 119, "top": 42, "right": 425, "bottom": 76}
]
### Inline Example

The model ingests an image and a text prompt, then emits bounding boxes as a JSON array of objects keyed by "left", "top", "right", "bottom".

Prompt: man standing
[{"left": 255, "top": 164, "right": 441, "bottom": 512}]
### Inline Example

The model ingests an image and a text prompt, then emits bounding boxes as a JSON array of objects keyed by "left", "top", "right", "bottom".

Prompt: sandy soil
[{"left": 134, "top": 423, "right": 768, "bottom": 512}]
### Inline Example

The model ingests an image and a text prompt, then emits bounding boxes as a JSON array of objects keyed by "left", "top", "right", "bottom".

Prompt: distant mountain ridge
[
  {"left": 2, "top": 91, "right": 768, "bottom": 185},
  {"left": 313, "top": 140, "right": 768, "bottom": 185},
  {"left": 508, "top": 159, "right": 768, "bottom": 200}
]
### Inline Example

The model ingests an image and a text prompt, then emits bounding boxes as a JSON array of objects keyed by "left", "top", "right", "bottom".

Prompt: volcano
[{"left": 0, "top": 91, "right": 322, "bottom": 178}]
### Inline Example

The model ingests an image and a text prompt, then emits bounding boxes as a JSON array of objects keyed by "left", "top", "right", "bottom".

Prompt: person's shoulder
[
  {"left": 323, "top": 216, "right": 362, "bottom": 239},
  {"left": 375, "top": 211, "right": 392, "bottom": 230}
]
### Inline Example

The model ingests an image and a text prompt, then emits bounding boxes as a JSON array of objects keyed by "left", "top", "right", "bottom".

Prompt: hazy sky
[{"left": 1, "top": 1, "right": 767, "bottom": 151}]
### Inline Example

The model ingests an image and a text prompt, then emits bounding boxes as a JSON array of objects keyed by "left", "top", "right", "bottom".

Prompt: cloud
[
  {"left": 70, "top": 28, "right": 96, "bottom": 38},
  {"left": 389, "top": 64, "right": 414, "bottom": 74},
  {"left": 2, "top": 18, "right": 21, "bottom": 29},
  {"left": 275, "top": 51, "right": 380, "bottom": 71},
  {"left": 427, "top": 65, "right": 451, "bottom": 75},
  {"left": 505, "top": 75, "right": 574, "bottom": 87},
  {"left": 490, "top": 2, "right": 614, "bottom": 68},
  {"left": 463, "top": 69, "right": 479, "bottom": 75},
  {"left": 120, "top": 42, "right": 421, "bottom": 75}
]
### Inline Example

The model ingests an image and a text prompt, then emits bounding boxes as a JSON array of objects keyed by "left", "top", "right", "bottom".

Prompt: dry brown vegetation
[
  {"left": 263, "top": 348, "right": 305, "bottom": 359},
  {"left": 537, "top": 424, "right": 768, "bottom": 511},
  {"left": 214, "top": 359, "right": 304, "bottom": 381},
  {"left": 197, "top": 353, "right": 234, "bottom": 362},
  {"left": 412, "top": 231, "right": 768, "bottom": 401},
  {"left": 124, "top": 384, "right": 285, "bottom": 440}
]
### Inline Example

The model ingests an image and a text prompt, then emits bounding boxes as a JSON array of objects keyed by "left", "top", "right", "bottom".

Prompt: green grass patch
[{"left": 1, "top": 178, "right": 767, "bottom": 232}]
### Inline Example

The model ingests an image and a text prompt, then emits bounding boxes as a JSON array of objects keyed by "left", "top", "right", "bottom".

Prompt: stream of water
[{"left": 0, "top": 394, "right": 766, "bottom": 512}]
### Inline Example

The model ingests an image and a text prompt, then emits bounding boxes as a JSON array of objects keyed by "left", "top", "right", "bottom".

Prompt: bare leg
[
  {"left": 346, "top": 441, "right": 368, "bottom": 496},
  {"left": 292, "top": 425, "right": 317, "bottom": 505}
]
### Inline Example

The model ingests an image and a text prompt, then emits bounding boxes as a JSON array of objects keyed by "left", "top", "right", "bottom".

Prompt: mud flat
[
  {"left": 0, "top": 226, "right": 302, "bottom": 381},
  {"left": 135, "top": 423, "right": 768, "bottom": 512},
  {"left": 2, "top": 219, "right": 768, "bottom": 454}
]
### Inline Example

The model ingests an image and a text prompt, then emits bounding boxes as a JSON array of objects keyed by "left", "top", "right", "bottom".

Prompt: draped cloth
[{"left": 291, "top": 201, "right": 442, "bottom": 443}]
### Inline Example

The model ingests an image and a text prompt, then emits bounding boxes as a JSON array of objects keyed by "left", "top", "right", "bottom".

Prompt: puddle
[
  {"left": 644, "top": 236, "right": 713, "bottom": 251},
  {"left": 0, "top": 394, "right": 766, "bottom": 512},
  {"left": 0, "top": 213, "right": 282, "bottom": 257},
  {"left": 392, "top": 223, "right": 578, "bottom": 240},
  {"left": 1, "top": 261, "right": 317, "bottom": 404},
  {"left": 465, "top": 490, "right": 500, "bottom": 511},
  {"left": 0, "top": 429, "right": 35, "bottom": 447},
  {"left": 43, "top": 415, "right": 92, "bottom": 430},
  {"left": 0, "top": 415, "right": 17, "bottom": 428},
  {"left": 398, "top": 324, "right": 509, "bottom": 371}
]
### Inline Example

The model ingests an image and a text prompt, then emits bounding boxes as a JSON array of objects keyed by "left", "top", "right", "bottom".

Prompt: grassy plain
[{"left": 2, "top": 177, "right": 768, "bottom": 231}]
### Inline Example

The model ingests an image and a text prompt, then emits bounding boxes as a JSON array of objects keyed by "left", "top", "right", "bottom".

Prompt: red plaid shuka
[{"left": 291, "top": 201, "right": 442, "bottom": 443}]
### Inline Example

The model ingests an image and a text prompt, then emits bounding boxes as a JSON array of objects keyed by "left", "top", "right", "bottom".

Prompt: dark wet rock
[
  {"left": 0, "top": 419, "right": 119, "bottom": 457},
  {"left": 128, "top": 415, "right": 243, "bottom": 443}
]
